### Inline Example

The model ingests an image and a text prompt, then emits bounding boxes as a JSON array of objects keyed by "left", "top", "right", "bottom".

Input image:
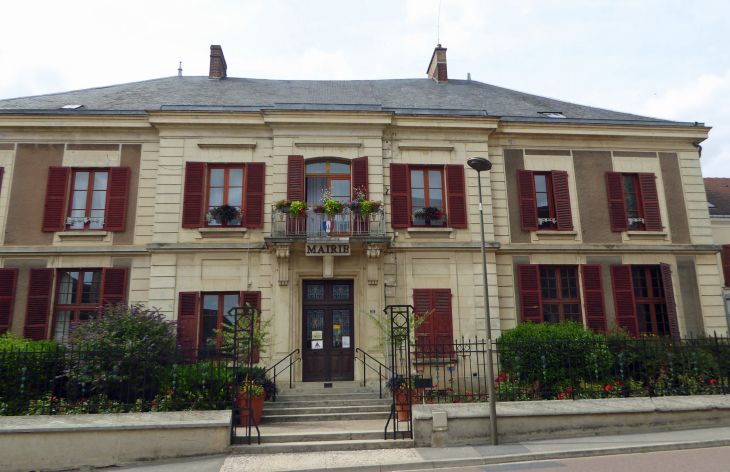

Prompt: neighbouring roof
[
  {"left": 705, "top": 178, "right": 730, "bottom": 217},
  {"left": 0, "top": 76, "right": 702, "bottom": 126}
]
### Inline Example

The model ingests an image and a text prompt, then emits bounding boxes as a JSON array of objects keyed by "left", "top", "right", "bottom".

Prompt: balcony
[{"left": 270, "top": 207, "right": 386, "bottom": 238}]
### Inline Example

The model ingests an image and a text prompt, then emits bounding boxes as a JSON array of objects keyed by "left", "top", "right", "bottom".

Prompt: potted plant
[
  {"left": 288, "top": 201, "right": 309, "bottom": 218},
  {"left": 385, "top": 374, "right": 413, "bottom": 421},
  {"left": 207, "top": 204, "right": 242, "bottom": 223},
  {"left": 412, "top": 206, "right": 447, "bottom": 223},
  {"left": 275, "top": 199, "right": 291, "bottom": 212},
  {"left": 236, "top": 381, "right": 266, "bottom": 426},
  {"left": 324, "top": 199, "right": 343, "bottom": 215}
]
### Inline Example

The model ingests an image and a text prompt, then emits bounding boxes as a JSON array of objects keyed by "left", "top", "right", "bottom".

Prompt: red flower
[
  {"left": 558, "top": 393, "right": 564, "bottom": 400},
  {"left": 453, "top": 398, "right": 460, "bottom": 403},
  {"left": 605, "top": 385, "right": 612, "bottom": 391},
  {"left": 167, "top": 389, "right": 173, "bottom": 394},
  {"left": 499, "top": 373, "right": 507, "bottom": 381},
  {"left": 616, "top": 381, "right": 621, "bottom": 386},
  {"left": 565, "top": 388, "right": 572, "bottom": 393},
  {"left": 711, "top": 379, "right": 716, "bottom": 385},
  {"left": 446, "top": 387, "right": 453, "bottom": 392}
]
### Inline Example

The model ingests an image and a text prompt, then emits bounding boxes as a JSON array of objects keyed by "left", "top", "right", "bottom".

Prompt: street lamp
[{"left": 466, "top": 156, "right": 498, "bottom": 446}]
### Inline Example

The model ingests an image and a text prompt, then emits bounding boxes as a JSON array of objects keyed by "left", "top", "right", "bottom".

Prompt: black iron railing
[
  {"left": 263, "top": 349, "right": 301, "bottom": 402},
  {"left": 355, "top": 347, "right": 390, "bottom": 399}
]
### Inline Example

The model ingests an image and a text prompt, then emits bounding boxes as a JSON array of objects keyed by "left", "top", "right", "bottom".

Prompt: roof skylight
[
  {"left": 539, "top": 112, "right": 566, "bottom": 119},
  {"left": 60, "top": 104, "right": 83, "bottom": 109}
]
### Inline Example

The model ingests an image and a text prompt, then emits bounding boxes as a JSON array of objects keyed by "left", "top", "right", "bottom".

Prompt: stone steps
[
  {"left": 273, "top": 392, "right": 384, "bottom": 402},
  {"left": 229, "top": 438, "right": 414, "bottom": 454},
  {"left": 265, "top": 398, "right": 390, "bottom": 408},
  {"left": 260, "top": 411, "right": 392, "bottom": 423},
  {"left": 262, "top": 405, "right": 391, "bottom": 416}
]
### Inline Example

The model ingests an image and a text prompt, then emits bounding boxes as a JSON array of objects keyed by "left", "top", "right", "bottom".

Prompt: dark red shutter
[
  {"left": 244, "top": 162, "right": 265, "bottom": 227},
  {"left": 101, "top": 268, "right": 127, "bottom": 306},
  {"left": 433, "top": 289, "right": 454, "bottom": 356},
  {"left": 445, "top": 165, "right": 468, "bottom": 228},
  {"left": 352, "top": 156, "right": 369, "bottom": 199},
  {"left": 24, "top": 268, "right": 54, "bottom": 340},
  {"left": 287, "top": 155, "right": 305, "bottom": 202},
  {"left": 242, "top": 291, "right": 262, "bottom": 363},
  {"left": 177, "top": 292, "right": 200, "bottom": 349},
  {"left": 42, "top": 167, "right": 70, "bottom": 232},
  {"left": 413, "top": 289, "right": 433, "bottom": 353},
  {"left": 552, "top": 170, "right": 573, "bottom": 231},
  {"left": 104, "top": 166, "right": 130, "bottom": 231},
  {"left": 0, "top": 268, "right": 18, "bottom": 335},
  {"left": 611, "top": 265, "right": 639, "bottom": 337},
  {"left": 639, "top": 173, "right": 663, "bottom": 231},
  {"left": 660, "top": 263, "right": 680, "bottom": 340},
  {"left": 390, "top": 163, "right": 410, "bottom": 228},
  {"left": 581, "top": 265, "right": 606, "bottom": 332},
  {"left": 517, "top": 170, "right": 538, "bottom": 231},
  {"left": 518, "top": 265, "right": 542, "bottom": 323},
  {"left": 606, "top": 172, "right": 629, "bottom": 232},
  {"left": 182, "top": 162, "right": 206, "bottom": 228},
  {"left": 721, "top": 245, "right": 730, "bottom": 288},
  {"left": 0, "top": 167, "right": 4, "bottom": 193}
]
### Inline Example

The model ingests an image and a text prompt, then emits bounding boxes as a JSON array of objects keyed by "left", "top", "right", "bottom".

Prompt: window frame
[
  {"left": 204, "top": 164, "right": 246, "bottom": 228},
  {"left": 52, "top": 268, "right": 103, "bottom": 340},
  {"left": 533, "top": 172, "right": 557, "bottom": 230},
  {"left": 66, "top": 168, "right": 110, "bottom": 231},
  {"left": 631, "top": 265, "right": 669, "bottom": 336},
  {"left": 304, "top": 159, "right": 352, "bottom": 203},
  {"left": 621, "top": 173, "right": 646, "bottom": 231},
  {"left": 409, "top": 166, "right": 446, "bottom": 227},
  {"left": 538, "top": 265, "right": 582, "bottom": 324},
  {"left": 199, "top": 291, "right": 241, "bottom": 351}
]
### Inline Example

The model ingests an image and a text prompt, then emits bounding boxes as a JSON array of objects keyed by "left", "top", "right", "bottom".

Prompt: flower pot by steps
[
  {"left": 237, "top": 391, "right": 267, "bottom": 426},
  {"left": 395, "top": 390, "right": 411, "bottom": 421}
]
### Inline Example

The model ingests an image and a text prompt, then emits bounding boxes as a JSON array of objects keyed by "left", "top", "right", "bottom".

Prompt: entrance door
[{"left": 302, "top": 280, "right": 355, "bottom": 382}]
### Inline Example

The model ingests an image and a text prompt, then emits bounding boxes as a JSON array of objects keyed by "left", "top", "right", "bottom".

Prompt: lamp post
[{"left": 466, "top": 156, "right": 498, "bottom": 445}]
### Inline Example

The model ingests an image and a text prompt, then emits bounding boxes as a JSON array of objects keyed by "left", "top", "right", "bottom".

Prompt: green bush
[{"left": 0, "top": 334, "right": 60, "bottom": 413}]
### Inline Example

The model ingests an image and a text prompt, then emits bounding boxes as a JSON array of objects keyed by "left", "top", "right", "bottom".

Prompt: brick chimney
[
  {"left": 209, "top": 45, "right": 227, "bottom": 79},
  {"left": 427, "top": 45, "right": 447, "bottom": 83}
]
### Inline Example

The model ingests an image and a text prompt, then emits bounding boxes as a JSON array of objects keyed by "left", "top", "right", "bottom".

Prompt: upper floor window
[
  {"left": 516, "top": 170, "right": 573, "bottom": 231},
  {"left": 305, "top": 160, "right": 351, "bottom": 204},
  {"left": 206, "top": 165, "right": 244, "bottom": 227},
  {"left": 411, "top": 167, "right": 445, "bottom": 227},
  {"left": 53, "top": 269, "right": 102, "bottom": 340},
  {"left": 41, "top": 166, "right": 130, "bottom": 232},
  {"left": 606, "top": 172, "right": 663, "bottom": 232}
]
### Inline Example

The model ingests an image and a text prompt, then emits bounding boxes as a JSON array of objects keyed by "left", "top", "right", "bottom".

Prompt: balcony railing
[{"left": 270, "top": 207, "right": 385, "bottom": 238}]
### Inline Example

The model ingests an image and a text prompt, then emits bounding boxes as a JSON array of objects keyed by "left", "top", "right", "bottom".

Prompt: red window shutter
[
  {"left": 551, "top": 170, "right": 573, "bottom": 231},
  {"left": 660, "top": 263, "right": 680, "bottom": 340},
  {"left": 182, "top": 162, "right": 206, "bottom": 228},
  {"left": 104, "top": 166, "right": 130, "bottom": 231},
  {"left": 518, "top": 264, "right": 542, "bottom": 324},
  {"left": 606, "top": 172, "right": 629, "bottom": 232},
  {"left": 242, "top": 291, "right": 262, "bottom": 363},
  {"left": 24, "top": 268, "right": 54, "bottom": 340},
  {"left": 101, "top": 268, "right": 128, "bottom": 306},
  {"left": 390, "top": 163, "right": 411, "bottom": 228},
  {"left": 287, "top": 155, "right": 305, "bottom": 202},
  {"left": 0, "top": 268, "right": 18, "bottom": 335},
  {"left": 445, "top": 164, "right": 468, "bottom": 228},
  {"left": 413, "top": 289, "right": 433, "bottom": 352},
  {"left": 433, "top": 289, "right": 454, "bottom": 357},
  {"left": 517, "top": 170, "right": 538, "bottom": 231},
  {"left": 177, "top": 292, "right": 200, "bottom": 349},
  {"left": 639, "top": 173, "right": 663, "bottom": 231},
  {"left": 244, "top": 162, "right": 266, "bottom": 227},
  {"left": 610, "top": 265, "right": 639, "bottom": 337},
  {"left": 581, "top": 265, "right": 606, "bottom": 332},
  {"left": 352, "top": 156, "right": 369, "bottom": 199},
  {"left": 42, "top": 167, "right": 70, "bottom": 232},
  {"left": 0, "top": 167, "right": 4, "bottom": 192},
  {"left": 721, "top": 245, "right": 730, "bottom": 288}
]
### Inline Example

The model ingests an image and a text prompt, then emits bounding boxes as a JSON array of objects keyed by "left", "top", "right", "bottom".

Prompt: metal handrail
[
  {"left": 355, "top": 347, "right": 391, "bottom": 399},
  {"left": 263, "top": 349, "right": 301, "bottom": 402}
]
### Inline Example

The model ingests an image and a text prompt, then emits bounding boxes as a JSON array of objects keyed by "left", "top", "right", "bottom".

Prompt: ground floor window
[
  {"left": 539, "top": 266, "right": 581, "bottom": 324},
  {"left": 53, "top": 269, "right": 102, "bottom": 341},
  {"left": 632, "top": 266, "right": 670, "bottom": 336},
  {"left": 413, "top": 289, "right": 453, "bottom": 355},
  {"left": 201, "top": 293, "right": 239, "bottom": 351}
]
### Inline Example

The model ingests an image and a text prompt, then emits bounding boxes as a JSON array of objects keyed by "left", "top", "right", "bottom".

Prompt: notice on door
[
  {"left": 306, "top": 244, "right": 350, "bottom": 256},
  {"left": 312, "top": 340, "right": 323, "bottom": 349},
  {"left": 311, "top": 330, "right": 322, "bottom": 340},
  {"left": 342, "top": 336, "right": 350, "bottom": 348}
]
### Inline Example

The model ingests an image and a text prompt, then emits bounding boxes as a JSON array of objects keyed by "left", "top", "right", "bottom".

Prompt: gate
[
  {"left": 229, "top": 303, "right": 261, "bottom": 445},
  {"left": 384, "top": 304, "right": 413, "bottom": 439}
]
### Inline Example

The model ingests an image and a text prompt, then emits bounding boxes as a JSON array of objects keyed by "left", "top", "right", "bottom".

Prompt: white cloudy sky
[{"left": 0, "top": 0, "right": 728, "bottom": 176}]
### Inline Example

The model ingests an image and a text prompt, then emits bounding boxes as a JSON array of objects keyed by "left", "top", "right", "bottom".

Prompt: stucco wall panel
[{"left": 572, "top": 150, "right": 620, "bottom": 244}]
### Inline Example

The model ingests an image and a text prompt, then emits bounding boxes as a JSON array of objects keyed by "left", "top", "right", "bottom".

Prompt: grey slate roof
[
  {"left": 705, "top": 178, "right": 730, "bottom": 217},
  {"left": 0, "top": 76, "right": 696, "bottom": 125}
]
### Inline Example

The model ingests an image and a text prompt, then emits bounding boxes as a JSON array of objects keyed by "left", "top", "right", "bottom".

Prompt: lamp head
[{"left": 467, "top": 156, "right": 492, "bottom": 172}]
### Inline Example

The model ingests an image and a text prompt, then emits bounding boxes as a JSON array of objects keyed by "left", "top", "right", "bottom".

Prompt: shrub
[{"left": 0, "top": 333, "right": 60, "bottom": 413}]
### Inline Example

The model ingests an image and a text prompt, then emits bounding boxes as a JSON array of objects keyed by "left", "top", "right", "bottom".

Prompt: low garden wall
[
  {"left": 0, "top": 410, "right": 231, "bottom": 472},
  {"left": 413, "top": 396, "right": 730, "bottom": 447}
]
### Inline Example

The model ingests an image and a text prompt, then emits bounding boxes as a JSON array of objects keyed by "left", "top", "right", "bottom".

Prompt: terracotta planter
[
  {"left": 395, "top": 390, "right": 411, "bottom": 421},
  {"left": 237, "top": 390, "right": 267, "bottom": 426}
]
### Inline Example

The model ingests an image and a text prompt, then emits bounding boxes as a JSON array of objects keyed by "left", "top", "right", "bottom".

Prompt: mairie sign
[{"left": 306, "top": 243, "right": 351, "bottom": 256}]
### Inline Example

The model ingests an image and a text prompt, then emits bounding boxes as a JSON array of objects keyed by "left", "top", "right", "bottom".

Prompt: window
[
  {"left": 632, "top": 266, "right": 670, "bottom": 336},
  {"left": 720, "top": 245, "right": 730, "bottom": 288},
  {"left": 42, "top": 166, "right": 130, "bottom": 232},
  {"left": 67, "top": 170, "right": 108, "bottom": 229},
  {"left": 200, "top": 293, "right": 239, "bottom": 350},
  {"left": 516, "top": 170, "right": 573, "bottom": 231},
  {"left": 0, "top": 268, "right": 18, "bottom": 335},
  {"left": 539, "top": 267, "right": 581, "bottom": 323},
  {"left": 305, "top": 160, "right": 351, "bottom": 204},
  {"left": 605, "top": 172, "right": 662, "bottom": 232},
  {"left": 53, "top": 270, "right": 102, "bottom": 340},
  {"left": 390, "top": 163, "right": 467, "bottom": 229},
  {"left": 539, "top": 112, "right": 566, "bottom": 119},
  {"left": 411, "top": 168, "right": 445, "bottom": 227},
  {"left": 206, "top": 165, "right": 244, "bottom": 227},
  {"left": 413, "top": 289, "right": 453, "bottom": 355}
]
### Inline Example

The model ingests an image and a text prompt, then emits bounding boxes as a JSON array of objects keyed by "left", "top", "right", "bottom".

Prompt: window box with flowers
[
  {"left": 412, "top": 207, "right": 448, "bottom": 224},
  {"left": 207, "top": 204, "right": 243, "bottom": 226}
]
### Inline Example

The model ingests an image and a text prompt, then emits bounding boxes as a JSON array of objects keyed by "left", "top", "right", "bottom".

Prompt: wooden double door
[{"left": 302, "top": 280, "right": 354, "bottom": 382}]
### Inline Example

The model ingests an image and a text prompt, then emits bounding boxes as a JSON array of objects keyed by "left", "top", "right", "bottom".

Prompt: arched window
[{"left": 305, "top": 159, "right": 351, "bottom": 205}]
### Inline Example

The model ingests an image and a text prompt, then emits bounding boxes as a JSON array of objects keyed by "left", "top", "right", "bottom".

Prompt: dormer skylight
[
  {"left": 539, "top": 111, "right": 566, "bottom": 119},
  {"left": 60, "top": 104, "right": 83, "bottom": 109},
  {"left": 708, "top": 202, "right": 716, "bottom": 208}
]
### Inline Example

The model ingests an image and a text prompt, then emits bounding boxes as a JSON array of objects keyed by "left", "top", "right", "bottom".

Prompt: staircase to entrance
[{"left": 230, "top": 381, "right": 413, "bottom": 454}]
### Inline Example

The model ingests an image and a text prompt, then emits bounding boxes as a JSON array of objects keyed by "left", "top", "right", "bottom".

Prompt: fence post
[{"left": 714, "top": 332, "right": 726, "bottom": 395}]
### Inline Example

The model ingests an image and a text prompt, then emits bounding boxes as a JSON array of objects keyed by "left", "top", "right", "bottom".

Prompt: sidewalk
[{"left": 115, "top": 425, "right": 730, "bottom": 472}]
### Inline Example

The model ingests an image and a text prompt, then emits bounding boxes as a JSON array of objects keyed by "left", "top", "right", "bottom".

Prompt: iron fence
[{"left": 411, "top": 334, "right": 730, "bottom": 404}]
